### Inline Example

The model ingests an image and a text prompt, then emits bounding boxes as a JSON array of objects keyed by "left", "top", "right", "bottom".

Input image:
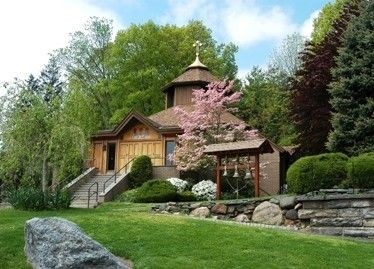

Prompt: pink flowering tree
[{"left": 173, "top": 80, "right": 258, "bottom": 171}]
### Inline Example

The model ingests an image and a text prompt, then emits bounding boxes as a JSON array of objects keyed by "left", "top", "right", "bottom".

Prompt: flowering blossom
[
  {"left": 191, "top": 180, "right": 217, "bottom": 200},
  {"left": 173, "top": 80, "right": 258, "bottom": 171},
  {"left": 166, "top": 178, "right": 188, "bottom": 192}
]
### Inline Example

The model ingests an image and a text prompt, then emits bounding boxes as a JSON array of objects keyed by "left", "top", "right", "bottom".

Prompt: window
[{"left": 165, "top": 140, "right": 176, "bottom": 166}]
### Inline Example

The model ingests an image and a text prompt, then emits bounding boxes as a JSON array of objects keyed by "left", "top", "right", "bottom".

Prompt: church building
[{"left": 90, "top": 42, "right": 288, "bottom": 196}]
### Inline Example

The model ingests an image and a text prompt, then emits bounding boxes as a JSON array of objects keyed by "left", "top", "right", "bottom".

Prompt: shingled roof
[
  {"left": 204, "top": 139, "right": 274, "bottom": 156},
  {"left": 148, "top": 105, "right": 245, "bottom": 128},
  {"left": 162, "top": 65, "right": 217, "bottom": 92}
]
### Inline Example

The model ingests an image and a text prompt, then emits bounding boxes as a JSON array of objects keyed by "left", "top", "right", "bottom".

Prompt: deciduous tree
[
  {"left": 291, "top": 0, "right": 362, "bottom": 156},
  {"left": 173, "top": 80, "right": 257, "bottom": 171}
]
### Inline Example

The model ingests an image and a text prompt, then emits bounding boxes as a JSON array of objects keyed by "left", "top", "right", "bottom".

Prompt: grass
[{"left": 0, "top": 202, "right": 373, "bottom": 269}]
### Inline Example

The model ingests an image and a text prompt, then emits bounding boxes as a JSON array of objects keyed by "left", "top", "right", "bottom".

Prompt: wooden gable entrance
[{"left": 91, "top": 113, "right": 165, "bottom": 174}]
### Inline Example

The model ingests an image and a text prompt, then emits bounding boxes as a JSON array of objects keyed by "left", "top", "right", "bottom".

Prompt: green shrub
[
  {"left": 47, "top": 189, "right": 71, "bottom": 209},
  {"left": 129, "top": 155, "right": 153, "bottom": 188},
  {"left": 346, "top": 152, "right": 374, "bottom": 189},
  {"left": 134, "top": 179, "right": 178, "bottom": 203},
  {"left": 177, "top": 191, "right": 196, "bottom": 202},
  {"left": 8, "top": 188, "right": 71, "bottom": 211},
  {"left": 287, "top": 153, "right": 349, "bottom": 194},
  {"left": 116, "top": 188, "right": 139, "bottom": 202}
]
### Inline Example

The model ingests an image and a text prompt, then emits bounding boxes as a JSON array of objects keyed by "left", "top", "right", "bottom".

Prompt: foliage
[
  {"left": 128, "top": 155, "right": 153, "bottom": 188},
  {"left": 239, "top": 67, "right": 297, "bottom": 145},
  {"left": 174, "top": 80, "right": 257, "bottom": 171},
  {"left": 109, "top": 21, "right": 238, "bottom": 123},
  {"left": 291, "top": 0, "right": 362, "bottom": 156},
  {"left": 1, "top": 203, "right": 374, "bottom": 269},
  {"left": 7, "top": 188, "right": 71, "bottom": 211},
  {"left": 287, "top": 153, "right": 349, "bottom": 194},
  {"left": 327, "top": 1, "right": 374, "bottom": 155},
  {"left": 311, "top": 0, "right": 350, "bottom": 44},
  {"left": 269, "top": 33, "right": 306, "bottom": 77},
  {"left": 177, "top": 191, "right": 196, "bottom": 202},
  {"left": 115, "top": 188, "right": 139, "bottom": 202},
  {"left": 0, "top": 57, "right": 87, "bottom": 190},
  {"left": 191, "top": 180, "right": 217, "bottom": 200},
  {"left": 345, "top": 153, "right": 374, "bottom": 189},
  {"left": 56, "top": 17, "right": 115, "bottom": 129},
  {"left": 134, "top": 179, "right": 178, "bottom": 203},
  {"left": 166, "top": 178, "right": 188, "bottom": 192},
  {"left": 180, "top": 166, "right": 215, "bottom": 185}
]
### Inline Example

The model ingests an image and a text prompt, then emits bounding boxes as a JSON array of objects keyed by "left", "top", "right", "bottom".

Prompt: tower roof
[{"left": 162, "top": 40, "right": 217, "bottom": 92}]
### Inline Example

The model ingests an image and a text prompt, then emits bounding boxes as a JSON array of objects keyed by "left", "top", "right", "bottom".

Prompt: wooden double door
[{"left": 119, "top": 141, "right": 163, "bottom": 169}]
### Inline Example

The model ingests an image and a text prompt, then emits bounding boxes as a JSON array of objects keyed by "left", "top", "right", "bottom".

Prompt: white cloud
[
  {"left": 300, "top": 10, "right": 320, "bottom": 38},
  {"left": 0, "top": 0, "right": 123, "bottom": 94},
  {"left": 162, "top": 0, "right": 297, "bottom": 47},
  {"left": 223, "top": 2, "right": 297, "bottom": 46}
]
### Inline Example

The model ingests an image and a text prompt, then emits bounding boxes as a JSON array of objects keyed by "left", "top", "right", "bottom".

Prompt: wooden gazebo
[{"left": 204, "top": 138, "right": 274, "bottom": 198}]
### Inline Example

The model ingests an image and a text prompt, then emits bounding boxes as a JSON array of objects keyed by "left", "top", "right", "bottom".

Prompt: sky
[{"left": 0, "top": 0, "right": 331, "bottom": 95}]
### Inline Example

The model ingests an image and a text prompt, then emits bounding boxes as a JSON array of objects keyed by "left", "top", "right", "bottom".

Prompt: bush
[
  {"left": 116, "top": 188, "right": 139, "bottom": 202},
  {"left": 8, "top": 188, "right": 71, "bottom": 210},
  {"left": 191, "top": 180, "right": 216, "bottom": 200},
  {"left": 134, "top": 179, "right": 178, "bottom": 203},
  {"left": 129, "top": 155, "right": 153, "bottom": 188},
  {"left": 177, "top": 191, "right": 196, "bottom": 202},
  {"left": 346, "top": 152, "right": 374, "bottom": 189},
  {"left": 47, "top": 189, "right": 71, "bottom": 209},
  {"left": 166, "top": 178, "right": 188, "bottom": 192},
  {"left": 287, "top": 153, "right": 349, "bottom": 194}
]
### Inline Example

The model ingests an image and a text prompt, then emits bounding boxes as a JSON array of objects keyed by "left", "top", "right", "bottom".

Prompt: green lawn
[{"left": 0, "top": 203, "right": 373, "bottom": 269}]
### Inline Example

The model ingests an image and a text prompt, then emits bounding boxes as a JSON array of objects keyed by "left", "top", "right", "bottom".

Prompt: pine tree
[
  {"left": 327, "top": 1, "right": 374, "bottom": 155},
  {"left": 291, "top": 0, "right": 362, "bottom": 156}
]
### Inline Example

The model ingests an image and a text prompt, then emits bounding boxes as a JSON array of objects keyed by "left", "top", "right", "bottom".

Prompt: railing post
[{"left": 88, "top": 189, "right": 91, "bottom": 208}]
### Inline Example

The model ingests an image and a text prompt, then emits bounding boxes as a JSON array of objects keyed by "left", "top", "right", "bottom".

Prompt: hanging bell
[
  {"left": 244, "top": 169, "right": 252, "bottom": 180},
  {"left": 223, "top": 164, "right": 228, "bottom": 176},
  {"left": 233, "top": 164, "right": 239, "bottom": 178}
]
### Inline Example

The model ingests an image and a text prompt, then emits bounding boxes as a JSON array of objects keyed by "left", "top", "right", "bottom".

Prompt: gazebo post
[
  {"left": 216, "top": 156, "right": 222, "bottom": 200},
  {"left": 255, "top": 154, "right": 260, "bottom": 197}
]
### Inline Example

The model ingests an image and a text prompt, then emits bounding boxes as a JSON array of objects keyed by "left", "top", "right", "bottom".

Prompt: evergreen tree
[
  {"left": 291, "top": 0, "right": 362, "bottom": 156},
  {"left": 327, "top": 1, "right": 374, "bottom": 155}
]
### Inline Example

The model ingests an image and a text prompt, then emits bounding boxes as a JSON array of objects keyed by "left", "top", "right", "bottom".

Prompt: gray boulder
[
  {"left": 24, "top": 217, "right": 129, "bottom": 269},
  {"left": 285, "top": 209, "right": 299, "bottom": 220},
  {"left": 211, "top": 203, "right": 227, "bottom": 214},
  {"left": 190, "top": 207, "right": 210, "bottom": 218},
  {"left": 279, "top": 196, "right": 296, "bottom": 209},
  {"left": 234, "top": 214, "right": 250, "bottom": 223},
  {"left": 252, "top": 201, "right": 283, "bottom": 225}
]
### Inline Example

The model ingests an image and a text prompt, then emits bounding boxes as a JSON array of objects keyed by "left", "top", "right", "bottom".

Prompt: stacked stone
[{"left": 297, "top": 192, "right": 374, "bottom": 238}]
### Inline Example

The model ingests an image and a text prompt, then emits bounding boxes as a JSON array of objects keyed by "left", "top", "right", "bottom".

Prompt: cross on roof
[{"left": 193, "top": 40, "right": 203, "bottom": 57}]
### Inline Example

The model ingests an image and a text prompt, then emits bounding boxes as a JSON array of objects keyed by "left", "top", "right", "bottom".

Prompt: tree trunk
[{"left": 42, "top": 157, "right": 48, "bottom": 193}]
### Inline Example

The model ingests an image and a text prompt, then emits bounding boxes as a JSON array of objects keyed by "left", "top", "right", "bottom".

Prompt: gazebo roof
[{"left": 204, "top": 138, "right": 274, "bottom": 156}]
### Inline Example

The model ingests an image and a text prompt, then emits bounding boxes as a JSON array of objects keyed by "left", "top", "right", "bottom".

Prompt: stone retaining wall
[
  {"left": 152, "top": 189, "right": 374, "bottom": 238},
  {"left": 297, "top": 191, "right": 374, "bottom": 237}
]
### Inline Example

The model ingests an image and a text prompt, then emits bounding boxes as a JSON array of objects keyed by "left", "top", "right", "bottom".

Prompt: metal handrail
[
  {"left": 102, "top": 158, "right": 135, "bottom": 193},
  {"left": 87, "top": 182, "right": 98, "bottom": 208},
  {"left": 101, "top": 156, "right": 176, "bottom": 193}
]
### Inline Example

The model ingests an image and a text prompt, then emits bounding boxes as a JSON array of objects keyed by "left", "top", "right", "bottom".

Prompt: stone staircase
[{"left": 70, "top": 174, "right": 114, "bottom": 208}]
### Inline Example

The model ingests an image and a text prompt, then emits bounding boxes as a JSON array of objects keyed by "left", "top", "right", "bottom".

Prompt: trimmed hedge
[
  {"left": 8, "top": 188, "right": 71, "bottom": 211},
  {"left": 177, "top": 191, "right": 196, "bottom": 202},
  {"left": 129, "top": 155, "right": 153, "bottom": 188},
  {"left": 134, "top": 179, "right": 178, "bottom": 203},
  {"left": 287, "top": 153, "right": 349, "bottom": 194},
  {"left": 346, "top": 152, "right": 374, "bottom": 189}
]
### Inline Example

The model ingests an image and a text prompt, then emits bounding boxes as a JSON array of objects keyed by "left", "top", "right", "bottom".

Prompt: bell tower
[{"left": 162, "top": 41, "right": 217, "bottom": 109}]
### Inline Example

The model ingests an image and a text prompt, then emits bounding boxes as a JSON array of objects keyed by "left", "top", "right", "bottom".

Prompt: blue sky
[{"left": 0, "top": 0, "right": 331, "bottom": 93}]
